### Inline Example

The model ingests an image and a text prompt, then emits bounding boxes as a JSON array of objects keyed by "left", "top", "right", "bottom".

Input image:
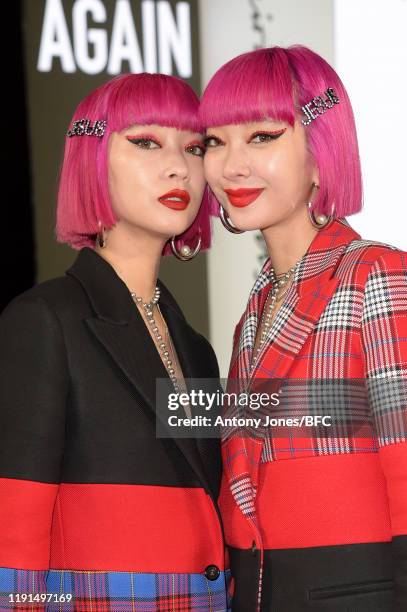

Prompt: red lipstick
[
  {"left": 224, "top": 187, "right": 264, "bottom": 208},
  {"left": 158, "top": 189, "right": 190, "bottom": 210}
]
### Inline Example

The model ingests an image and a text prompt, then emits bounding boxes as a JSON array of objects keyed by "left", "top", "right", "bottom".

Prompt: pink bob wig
[
  {"left": 56, "top": 73, "right": 216, "bottom": 253},
  {"left": 199, "top": 45, "right": 363, "bottom": 219}
]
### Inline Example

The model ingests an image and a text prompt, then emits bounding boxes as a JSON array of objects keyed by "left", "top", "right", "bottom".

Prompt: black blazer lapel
[
  {"left": 84, "top": 315, "right": 167, "bottom": 411},
  {"left": 66, "top": 247, "right": 219, "bottom": 498},
  {"left": 158, "top": 286, "right": 222, "bottom": 500},
  {"left": 67, "top": 247, "right": 167, "bottom": 411}
]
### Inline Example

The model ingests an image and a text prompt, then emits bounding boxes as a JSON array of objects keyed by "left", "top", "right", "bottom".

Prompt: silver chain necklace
[
  {"left": 251, "top": 261, "right": 300, "bottom": 370},
  {"left": 130, "top": 286, "right": 180, "bottom": 392}
]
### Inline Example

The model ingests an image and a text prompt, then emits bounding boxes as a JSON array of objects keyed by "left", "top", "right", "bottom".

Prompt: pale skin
[
  {"left": 94, "top": 124, "right": 206, "bottom": 392},
  {"left": 203, "top": 118, "right": 322, "bottom": 343}
]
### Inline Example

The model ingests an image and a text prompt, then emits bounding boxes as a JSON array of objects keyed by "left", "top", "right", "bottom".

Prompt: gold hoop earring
[
  {"left": 219, "top": 205, "right": 245, "bottom": 234},
  {"left": 170, "top": 233, "right": 202, "bottom": 261},
  {"left": 307, "top": 184, "right": 331, "bottom": 229},
  {"left": 97, "top": 220, "right": 107, "bottom": 248}
]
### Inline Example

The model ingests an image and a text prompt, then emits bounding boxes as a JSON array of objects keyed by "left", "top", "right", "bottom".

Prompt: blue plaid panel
[
  {"left": 0, "top": 567, "right": 231, "bottom": 611},
  {"left": 0, "top": 567, "right": 46, "bottom": 610}
]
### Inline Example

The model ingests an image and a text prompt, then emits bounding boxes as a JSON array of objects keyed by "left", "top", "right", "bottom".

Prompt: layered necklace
[
  {"left": 130, "top": 286, "right": 180, "bottom": 393},
  {"left": 251, "top": 260, "right": 300, "bottom": 370}
]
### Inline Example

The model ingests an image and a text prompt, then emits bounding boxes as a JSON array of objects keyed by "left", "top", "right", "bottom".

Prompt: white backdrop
[{"left": 334, "top": 0, "right": 407, "bottom": 248}]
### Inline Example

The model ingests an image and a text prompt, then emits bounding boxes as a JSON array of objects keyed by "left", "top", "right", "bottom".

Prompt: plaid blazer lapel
[
  {"left": 223, "top": 219, "right": 362, "bottom": 525},
  {"left": 252, "top": 219, "right": 361, "bottom": 381},
  {"left": 222, "top": 260, "right": 272, "bottom": 531},
  {"left": 252, "top": 278, "right": 341, "bottom": 380},
  {"left": 228, "top": 259, "right": 272, "bottom": 382}
]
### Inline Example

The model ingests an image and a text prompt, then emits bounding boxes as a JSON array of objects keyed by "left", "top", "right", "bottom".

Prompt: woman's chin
[
  {"left": 227, "top": 214, "right": 273, "bottom": 233},
  {"left": 229, "top": 211, "right": 291, "bottom": 233},
  {"left": 157, "top": 221, "right": 194, "bottom": 239}
]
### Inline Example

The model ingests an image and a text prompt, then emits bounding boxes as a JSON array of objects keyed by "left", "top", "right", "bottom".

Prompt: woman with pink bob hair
[
  {"left": 200, "top": 45, "right": 407, "bottom": 611},
  {"left": 0, "top": 73, "right": 230, "bottom": 610}
]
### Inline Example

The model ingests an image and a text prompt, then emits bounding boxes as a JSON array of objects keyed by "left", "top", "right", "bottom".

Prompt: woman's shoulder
[
  {"left": 345, "top": 235, "right": 403, "bottom": 260},
  {"left": 1, "top": 274, "right": 90, "bottom": 323},
  {"left": 338, "top": 233, "right": 406, "bottom": 283}
]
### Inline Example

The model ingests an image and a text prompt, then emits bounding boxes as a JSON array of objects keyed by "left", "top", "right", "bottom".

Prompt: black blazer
[{"left": 0, "top": 247, "right": 230, "bottom": 610}]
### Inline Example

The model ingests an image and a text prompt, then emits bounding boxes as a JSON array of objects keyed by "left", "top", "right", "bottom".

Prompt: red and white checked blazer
[{"left": 220, "top": 217, "right": 407, "bottom": 609}]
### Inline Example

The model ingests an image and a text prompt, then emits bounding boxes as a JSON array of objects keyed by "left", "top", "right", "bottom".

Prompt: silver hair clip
[
  {"left": 66, "top": 118, "right": 107, "bottom": 138},
  {"left": 301, "top": 88, "right": 340, "bottom": 126}
]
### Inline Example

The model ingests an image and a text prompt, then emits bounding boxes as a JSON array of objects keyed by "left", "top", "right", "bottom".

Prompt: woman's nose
[
  {"left": 163, "top": 151, "right": 189, "bottom": 180},
  {"left": 222, "top": 149, "right": 251, "bottom": 180}
]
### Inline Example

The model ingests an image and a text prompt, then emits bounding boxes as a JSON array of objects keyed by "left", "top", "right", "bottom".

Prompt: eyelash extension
[
  {"left": 203, "top": 129, "right": 286, "bottom": 148},
  {"left": 126, "top": 135, "right": 162, "bottom": 147},
  {"left": 250, "top": 128, "right": 287, "bottom": 142},
  {"left": 203, "top": 136, "right": 223, "bottom": 147}
]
